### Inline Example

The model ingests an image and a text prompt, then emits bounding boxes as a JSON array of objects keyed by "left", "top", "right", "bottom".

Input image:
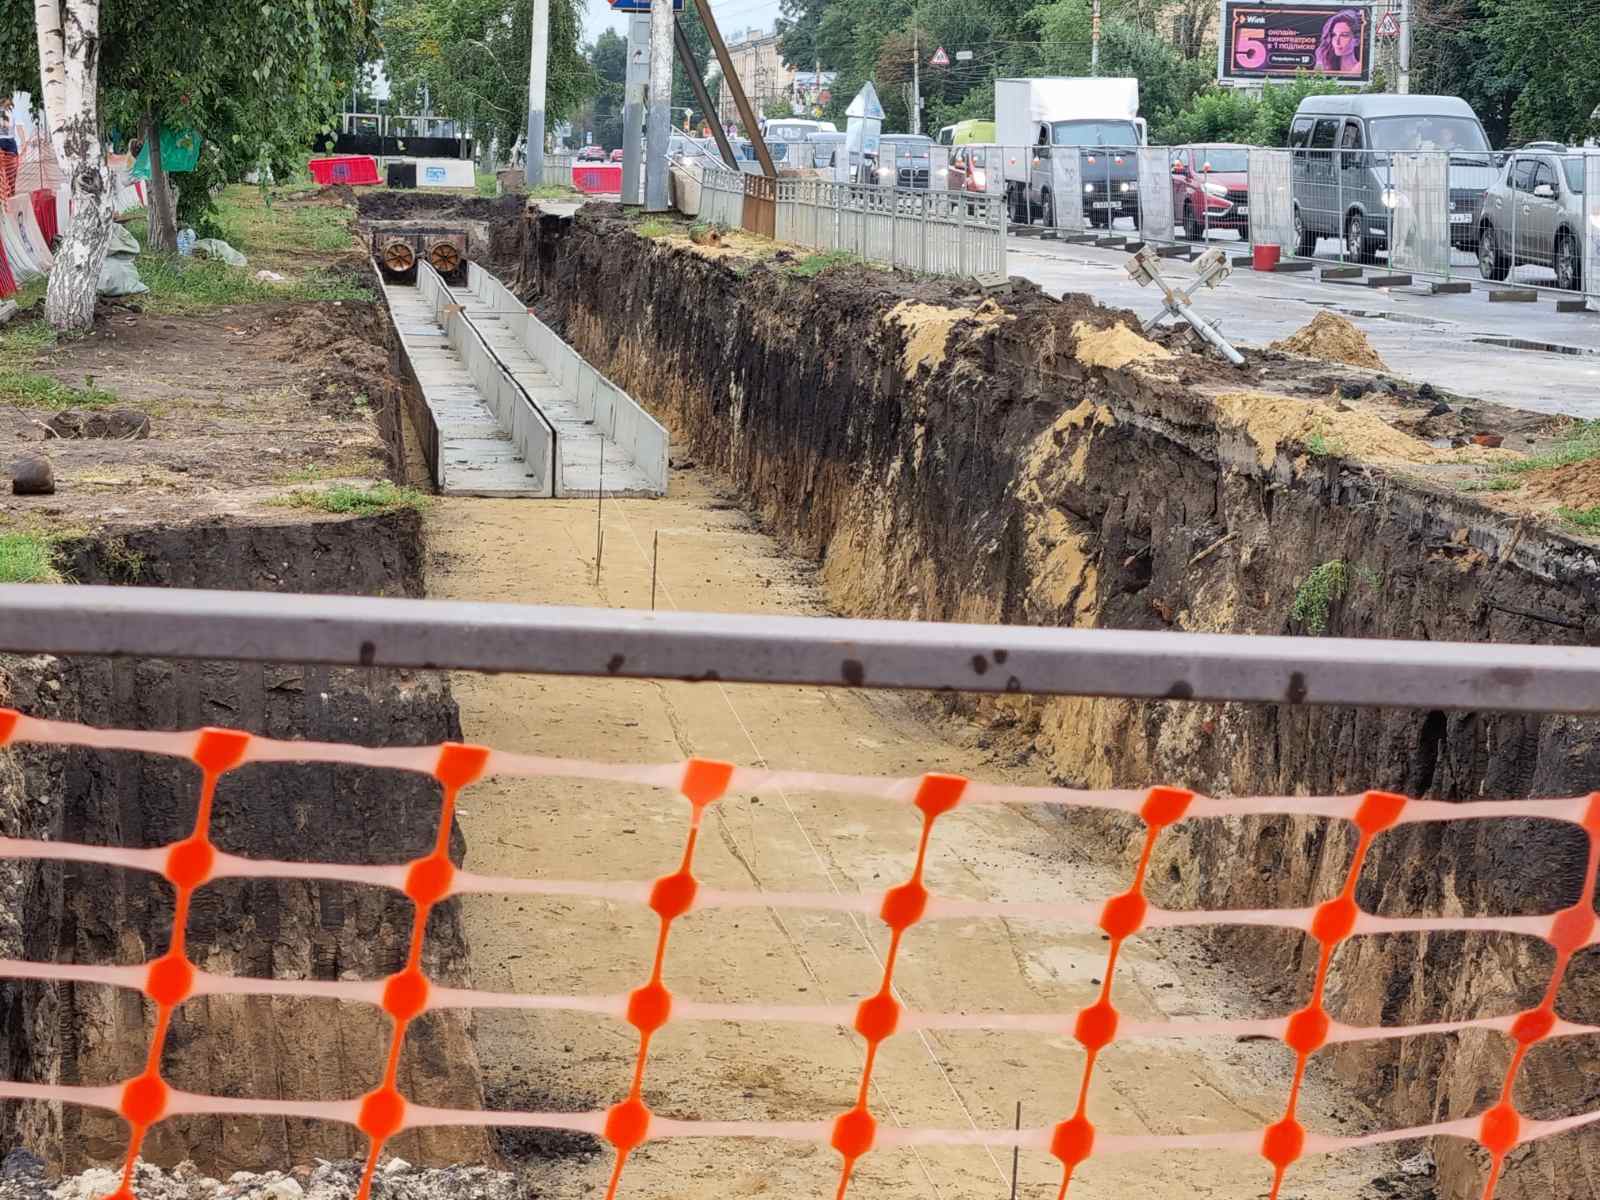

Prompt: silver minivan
[{"left": 1288, "top": 94, "right": 1495, "bottom": 262}]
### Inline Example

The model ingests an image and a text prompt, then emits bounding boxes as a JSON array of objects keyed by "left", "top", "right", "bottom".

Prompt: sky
[{"left": 583, "top": 0, "right": 785, "bottom": 42}]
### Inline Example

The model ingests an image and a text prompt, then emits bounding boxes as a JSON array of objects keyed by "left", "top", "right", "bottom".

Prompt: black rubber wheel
[
  {"left": 1345, "top": 211, "right": 1377, "bottom": 265},
  {"left": 1293, "top": 207, "right": 1316, "bottom": 256},
  {"left": 1184, "top": 201, "right": 1202, "bottom": 241},
  {"left": 1477, "top": 223, "right": 1509, "bottom": 281},
  {"left": 1041, "top": 190, "right": 1055, "bottom": 228},
  {"left": 1555, "top": 229, "right": 1582, "bottom": 291}
]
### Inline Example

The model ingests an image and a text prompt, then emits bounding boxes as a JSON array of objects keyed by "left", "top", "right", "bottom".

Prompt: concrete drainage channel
[{"left": 380, "top": 260, "right": 668, "bottom": 499}]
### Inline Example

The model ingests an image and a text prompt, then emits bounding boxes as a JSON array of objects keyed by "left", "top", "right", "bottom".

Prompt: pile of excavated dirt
[
  {"left": 1270, "top": 311, "right": 1387, "bottom": 370},
  {"left": 355, "top": 191, "right": 522, "bottom": 223},
  {"left": 887, "top": 300, "right": 973, "bottom": 377},
  {"left": 1516, "top": 458, "right": 1600, "bottom": 509},
  {"left": 0, "top": 1155, "right": 517, "bottom": 1200},
  {"left": 1213, "top": 389, "right": 1524, "bottom": 468},
  {"left": 1073, "top": 320, "right": 1175, "bottom": 370}
]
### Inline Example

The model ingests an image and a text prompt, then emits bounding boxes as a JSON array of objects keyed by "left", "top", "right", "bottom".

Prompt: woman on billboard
[{"left": 1314, "top": 10, "right": 1364, "bottom": 74}]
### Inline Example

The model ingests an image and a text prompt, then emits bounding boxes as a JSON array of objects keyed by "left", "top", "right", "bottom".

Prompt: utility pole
[
  {"left": 525, "top": 0, "right": 549, "bottom": 185},
  {"left": 1397, "top": 0, "right": 1411, "bottom": 94},
  {"left": 912, "top": 18, "right": 921, "bottom": 137},
  {"left": 621, "top": 14, "right": 650, "bottom": 206},
  {"left": 1091, "top": 0, "right": 1101, "bottom": 74},
  {"left": 645, "top": 0, "right": 674, "bottom": 210}
]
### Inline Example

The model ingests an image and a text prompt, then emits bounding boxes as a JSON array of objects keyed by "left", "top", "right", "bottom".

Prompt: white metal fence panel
[
  {"left": 1587, "top": 156, "right": 1600, "bottom": 303},
  {"left": 1390, "top": 151, "right": 1450, "bottom": 277},
  {"left": 1137, "top": 147, "right": 1175, "bottom": 244},
  {"left": 1050, "top": 151, "right": 1084, "bottom": 231},
  {"left": 542, "top": 154, "right": 574, "bottom": 189},
  {"left": 1248, "top": 148, "right": 1295, "bottom": 253}
]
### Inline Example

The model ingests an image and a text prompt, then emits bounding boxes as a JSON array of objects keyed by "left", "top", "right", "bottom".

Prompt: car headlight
[
  {"left": 1381, "top": 187, "right": 1401, "bottom": 209},
  {"left": 1084, "top": 183, "right": 1094, "bottom": 194},
  {"left": 973, "top": 169, "right": 987, "bottom": 188},
  {"left": 1119, "top": 181, "right": 1132, "bottom": 192},
  {"left": 1204, "top": 181, "right": 1228, "bottom": 198},
  {"left": 877, "top": 167, "right": 892, "bottom": 179}
]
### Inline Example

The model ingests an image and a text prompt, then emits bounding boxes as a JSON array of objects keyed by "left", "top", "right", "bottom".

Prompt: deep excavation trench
[
  {"left": 501, "top": 205, "right": 1600, "bottom": 1200},
  {"left": 0, "top": 309, "right": 491, "bottom": 1177},
  {"left": 1, "top": 194, "right": 1597, "bottom": 1200}
]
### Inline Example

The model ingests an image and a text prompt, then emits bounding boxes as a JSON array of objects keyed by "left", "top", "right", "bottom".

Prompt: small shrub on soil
[
  {"left": 1291, "top": 560, "right": 1377, "bottom": 635},
  {"left": 1458, "top": 476, "right": 1523, "bottom": 493},
  {"left": 786, "top": 250, "right": 862, "bottom": 278},
  {"left": 0, "top": 369, "right": 117, "bottom": 410},
  {"left": 0, "top": 533, "right": 64, "bottom": 584},
  {"left": 1558, "top": 505, "right": 1600, "bottom": 533},
  {"left": 274, "top": 482, "right": 431, "bottom": 514},
  {"left": 637, "top": 219, "right": 674, "bottom": 239}
]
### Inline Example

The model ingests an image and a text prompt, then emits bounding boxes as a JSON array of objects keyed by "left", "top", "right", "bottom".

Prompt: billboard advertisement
[{"left": 1219, "top": 3, "right": 1373, "bottom": 84}]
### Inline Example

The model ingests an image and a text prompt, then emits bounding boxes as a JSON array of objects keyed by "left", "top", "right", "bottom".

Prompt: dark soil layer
[
  {"left": 517, "top": 206, "right": 1600, "bottom": 1200},
  {"left": 0, "top": 514, "right": 490, "bottom": 1174}
]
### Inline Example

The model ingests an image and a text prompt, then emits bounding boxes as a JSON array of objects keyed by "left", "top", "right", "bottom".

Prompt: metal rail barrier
[{"left": 0, "top": 587, "right": 1598, "bottom": 1200}]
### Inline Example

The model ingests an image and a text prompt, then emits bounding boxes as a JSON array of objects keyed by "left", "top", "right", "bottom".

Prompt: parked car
[
  {"left": 947, "top": 144, "right": 997, "bottom": 195},
  {"left": 863, "top": 135, "right": 935, "bottom": 188},
  {"left": 577, "top": 145, "right": 605, "bottom": 162},
  {"left": 610, "top": 148, "right": 625, "bottom": 163},
  {"left": 1288, "top": 94, "right": 1495, "bottom": 262},
  {"left": 805, "top": 131, "right": 847, "bottom": 170},
  {"left": 1171, "top": 144, "right": 1251, "bottom": 240},
  {"left": 1477, "top": 147, "right": 1586, "bottom": 289}
]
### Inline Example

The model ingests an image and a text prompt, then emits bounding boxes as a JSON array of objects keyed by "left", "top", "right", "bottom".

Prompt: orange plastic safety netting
[{"left": 0, "top": 705, "right": 1597, "bottom": 1200}]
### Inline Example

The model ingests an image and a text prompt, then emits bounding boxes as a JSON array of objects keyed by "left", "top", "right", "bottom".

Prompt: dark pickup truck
[{"left": 1010, "top": 118, "right": 1143, "bottom": 228}]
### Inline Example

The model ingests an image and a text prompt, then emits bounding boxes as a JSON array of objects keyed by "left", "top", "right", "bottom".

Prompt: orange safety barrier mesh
[{"left": 0, "top": 706, "right": 1597, "bottom": 1200}]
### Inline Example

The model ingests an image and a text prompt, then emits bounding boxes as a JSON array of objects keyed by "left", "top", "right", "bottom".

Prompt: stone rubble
[{"left": 0, "top": 1153, "right": 525, "bottom": 1200}]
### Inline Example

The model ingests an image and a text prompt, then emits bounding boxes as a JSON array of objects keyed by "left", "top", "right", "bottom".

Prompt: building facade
[{"left": 716, "top": 29, "right": 797, "bottom": 126}]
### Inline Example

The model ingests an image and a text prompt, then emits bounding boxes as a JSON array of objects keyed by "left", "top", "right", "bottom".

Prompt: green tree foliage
[
  {"left": 0, "top": 0, "right": 378, "bottom": 248},
  {"left": 1156, "top": 77, "right": 1353, "bottom": 145},
  {"left": 578, "top": 28, "right": 627, "bottom": 151},
  {"left": 1482, "top": 0, "right": 1600, "bottom": 142},
  {"left": 380, "top": 0, "right": 590, "bottom": 157}
]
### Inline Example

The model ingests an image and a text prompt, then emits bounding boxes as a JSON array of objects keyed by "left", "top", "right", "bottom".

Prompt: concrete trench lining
[{"left": 380, "top": 255, "right": 667, "bottom": 499}]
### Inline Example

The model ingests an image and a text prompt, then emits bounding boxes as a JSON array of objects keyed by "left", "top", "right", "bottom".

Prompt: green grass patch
[
  {"left": 0, "top": 368, "right": 118, "bottom": 410},
  {"left": 0, "top": 532, "right": 64, "bottom": 584},
  {"left": 476, "top": 171, "right": 500, "bottom": 198},
  {"left": 1557, "top": 505, "right": 1600, "bottom": 533},
  {"left": 133, "top": 254, "right": 369, "bottom": 314},
  {"left": 213, "top": 184, "right": 356, "bottom": 262},
  {"left": 527, "top": 183, "right": 579, "bottom": 200},
  {"left": 1459, "top": 476, "right": 1524, "bottom": 493},
  {"left": 785, "top": 250, "right": 862, "bottom": 278},
  {"left": 272, "top": 482, "right": 430, "bottom": 514},
  {"left": 637, "top": 219, "right": 674, "bottom": 238},
  {"left": 1497, "top": 420, "right": 1600, "bottom": 474}
]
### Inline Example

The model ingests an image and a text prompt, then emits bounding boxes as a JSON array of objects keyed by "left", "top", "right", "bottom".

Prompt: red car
[
  {"left": 1170, "top": 144, "right": 1251, "bottom": 241},
  {"left": 946, "top": 145, "right": 996, "bottom": 195},
  {"left": 610, "top": 148, "right": 625, "bottom": 163},
  {"left": 577, "top": 145, "right": 605, "bottom": 162}
]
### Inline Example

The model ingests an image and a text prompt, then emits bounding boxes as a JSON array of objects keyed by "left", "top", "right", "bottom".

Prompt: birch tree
[{"left": 33, "top": 0, "right": 113, "bottom": 333}]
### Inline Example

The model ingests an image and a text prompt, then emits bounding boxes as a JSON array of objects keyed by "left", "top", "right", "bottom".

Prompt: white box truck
[{"left": 996, "top": 77, "right": 1145, "bottom": 227}]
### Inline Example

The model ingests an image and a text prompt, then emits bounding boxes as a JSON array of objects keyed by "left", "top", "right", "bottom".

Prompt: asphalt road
[{"left": 1007, "top": 231, "right": 1600, "bottom": 420}]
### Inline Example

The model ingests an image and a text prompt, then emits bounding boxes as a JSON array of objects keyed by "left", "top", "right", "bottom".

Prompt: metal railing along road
[
  {"left": 698, "top": 166, "right": 1006, "bottom": 279},
  {"left": 996, "top": 141, "right": 1600, "bottom": 305}
]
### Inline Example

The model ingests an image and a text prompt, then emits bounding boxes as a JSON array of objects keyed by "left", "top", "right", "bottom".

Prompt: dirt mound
[
  {"left": 1073, "top": 320, "right": 1174, "bottom": 370},
  {"left": 1216, "top": 390, "right": 1523, "bottom": 468},
  {"left": 1519, "top": 458, "right": 1600, "bottom": 509},
  {"left": 1270, "top": 311, "right": 1387, "bottom": 371},
  {"left": 356, "top": 190, "right": 522, "bottom": 222}
]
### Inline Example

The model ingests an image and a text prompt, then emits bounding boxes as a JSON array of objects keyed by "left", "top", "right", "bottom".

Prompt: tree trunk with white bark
[{"left": 35, "top": 0, "right": 113, "bottom": 333}]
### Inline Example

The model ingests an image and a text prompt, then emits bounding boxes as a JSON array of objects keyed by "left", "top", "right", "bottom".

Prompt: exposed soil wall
[
  {"left": 517, "top": 209, "right": 1600, "bottom": 1200},
  {"left": 0, "top": 513, "right": 490, "bottom": 1175}
]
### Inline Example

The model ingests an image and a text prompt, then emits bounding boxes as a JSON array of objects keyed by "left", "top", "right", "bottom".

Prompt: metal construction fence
[
  {"left": 542, "top": 153, "right": 575, "bottom": 190},
  {"left": 986, "top": 142, "right": 1600, "bottom": 303},
  {"left": 700, "top": 166, "right": 1007, "bottom": 280},
  {"left": 0, "top": 586, "right": 1598, "bottom": 1200}
]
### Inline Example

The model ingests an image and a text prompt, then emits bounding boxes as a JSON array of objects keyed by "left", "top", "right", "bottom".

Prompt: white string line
[{"left": 609, "top": 497, "right": 1009, "bottom": 1193}]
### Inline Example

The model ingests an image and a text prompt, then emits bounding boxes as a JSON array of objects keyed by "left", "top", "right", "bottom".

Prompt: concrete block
[
  {"left": 1556, "top": 298, "right": 1593, "bottom": 314},
  {"left": 1429, "top": 280, "right": 1472, "bottom": 294},
  {"left": 1319, "top": 265, "right": 1363, "bottom": 281},
  {"left": 1488, "top": 288, "right": 1538, "bottom": 303},
  {"left": 1364, "top": 273, "right": 1412, "bottom": 288}
]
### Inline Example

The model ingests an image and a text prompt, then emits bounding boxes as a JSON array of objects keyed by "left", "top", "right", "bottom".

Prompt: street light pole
[{"left": 525, "top": 0, "right": 549, "bottom": 185}]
